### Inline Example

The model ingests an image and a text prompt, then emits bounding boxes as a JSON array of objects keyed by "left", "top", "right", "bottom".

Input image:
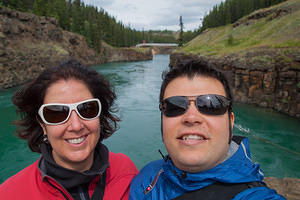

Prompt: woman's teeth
[{"left": 67, "top": 136, "right": 86, "bottom": 144}]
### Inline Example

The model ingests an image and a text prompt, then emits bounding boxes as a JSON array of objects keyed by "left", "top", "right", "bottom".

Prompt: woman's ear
[{"left": 37, "top": 116, "right": 47, "bottom": 134}]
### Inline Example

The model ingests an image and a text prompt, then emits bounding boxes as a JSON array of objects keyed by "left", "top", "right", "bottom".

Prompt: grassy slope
[{"left": 179, "top": 0, "right": 300, "bottom": 57}]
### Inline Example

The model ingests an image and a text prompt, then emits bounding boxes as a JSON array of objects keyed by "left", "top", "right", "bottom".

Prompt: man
[{"left": 129, "top": 59, "right": 285, "bottom": 200}]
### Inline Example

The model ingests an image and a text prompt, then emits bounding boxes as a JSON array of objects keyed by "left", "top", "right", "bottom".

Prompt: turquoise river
[{"left": 0, "top": 55, "right": 299, "bottom": 183}]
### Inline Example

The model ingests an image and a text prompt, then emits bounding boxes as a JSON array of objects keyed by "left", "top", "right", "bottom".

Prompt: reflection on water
[{"left": 0, "top": 55, "right": 299, "bottom": 183}]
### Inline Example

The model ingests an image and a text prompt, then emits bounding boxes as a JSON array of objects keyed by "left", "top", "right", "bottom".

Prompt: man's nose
[{"left": 182, "top": 101, "right": 205, "bottom": 125}]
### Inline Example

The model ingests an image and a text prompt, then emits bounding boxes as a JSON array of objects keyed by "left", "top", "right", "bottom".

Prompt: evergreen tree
[
  {"left": 178, "top": 15, "right": 184, "bottom": 47},
  {"left": 224, "top": 1, "right": 232, "bottom": 24},
  {"left": 71, "top": 0, "right": 84, "bottom": 34},
  {"left": 2, "top": 0, "right": 32, "bottom": 11},
  {"left": 33, "top": 0, "right": 48, "bottom": 16}
]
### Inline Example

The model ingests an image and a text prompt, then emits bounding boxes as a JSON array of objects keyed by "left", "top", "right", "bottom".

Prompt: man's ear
[
  {"left": 230, "top": 112, "right": 235, "bottom": 131},
  {"left": 160, "top": 113, "right": 164, "bottom": 142},
  {"left": 228, "top": 111, "right": 235, "bottom": 144}
]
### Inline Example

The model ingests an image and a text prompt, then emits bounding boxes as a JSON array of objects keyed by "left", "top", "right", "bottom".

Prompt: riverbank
[{"left": 0, "top": 7, "right": 152, "bottom": 89}]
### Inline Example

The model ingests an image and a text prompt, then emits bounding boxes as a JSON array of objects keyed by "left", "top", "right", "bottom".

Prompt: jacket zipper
[
  {"left": 144, "top": 169, "right": 164, "bottom": 195},
  {"left": 45, "top": 178, "right": 71, "bottom": 200},
  {"left": 78, "top": 185, "right": 87, "bottom": 200}
]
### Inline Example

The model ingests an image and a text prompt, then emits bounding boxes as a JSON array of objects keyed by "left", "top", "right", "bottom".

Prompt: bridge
[
  {"left": 135, "top": 43, "right": 178, "bottom": 54},
  {"left": 135, "top": 43, "right": 178, "bottom": 47}
]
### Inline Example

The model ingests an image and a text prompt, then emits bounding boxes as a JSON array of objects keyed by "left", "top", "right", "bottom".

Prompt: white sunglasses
[{"left": 38, "top": 98, "right": 101, "bottom": 125}]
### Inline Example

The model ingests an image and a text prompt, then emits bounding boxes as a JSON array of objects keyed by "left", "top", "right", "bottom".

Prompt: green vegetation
[
  {"left": 52, "top": 45, "right": 69, "bottom": 56},
  {"left": 227, "top": 33, "right": 234, "bottom": 46},
  {"left": 251, "top": 55, "right": 272, "bottom": 63},
  {"left": 178, "top": 0, "right": 300, "bottom": 56},
  {"left": 17, "top": 52, "right": 24, "bottom": 57},
  {"left": 199, "top": 0, "right": 286, "bottom": 33}
]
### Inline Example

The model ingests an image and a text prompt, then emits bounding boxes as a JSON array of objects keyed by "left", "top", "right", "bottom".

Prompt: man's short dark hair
[{"left": 160, "top": 59, "right": 233, "bottom": 107}]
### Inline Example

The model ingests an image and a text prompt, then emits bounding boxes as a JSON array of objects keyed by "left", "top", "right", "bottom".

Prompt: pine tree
[
  {"left": 71, "top": 0, "right": 84, "bottom": 34},
  {"left": 57, "top": 0, "right": 70, "bottom": 30},
  {"left": 33, "top": 0, "right": 48, "bottom": 16},
  {"left": 178, "top": 16, "right": 184, "bottom": 47}
]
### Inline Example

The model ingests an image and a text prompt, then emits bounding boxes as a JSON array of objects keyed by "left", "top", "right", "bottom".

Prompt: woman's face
[{"left": 40, "top": 79, "right": 100, "bottom": 172}]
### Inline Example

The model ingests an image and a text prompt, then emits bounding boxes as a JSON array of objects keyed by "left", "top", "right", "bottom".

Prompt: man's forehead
[{"left": 164, "top": 75, "right": 226, "bottom": 97}]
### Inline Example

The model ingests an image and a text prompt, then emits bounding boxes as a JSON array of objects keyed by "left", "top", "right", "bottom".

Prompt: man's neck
[{"left": 224, "top": 140, "right": 239, "bottom": 161}]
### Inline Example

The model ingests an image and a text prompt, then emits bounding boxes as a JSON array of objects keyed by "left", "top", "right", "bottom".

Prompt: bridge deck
[{"left": 136, "top": 43, "right": 178, "bottom": 47}]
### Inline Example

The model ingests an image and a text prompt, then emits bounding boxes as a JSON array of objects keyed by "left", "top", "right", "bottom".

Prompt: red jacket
[{"left": 0, "top": 152, "right": 138, "bottom": 200}]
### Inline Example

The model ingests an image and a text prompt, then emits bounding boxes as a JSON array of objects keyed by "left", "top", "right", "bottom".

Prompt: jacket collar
[
  {"left": 38, "top": 142, "right": 109, "bottom": 189},
  {"left": 162, "top": 136, "right": 264, "bottom": 191}
]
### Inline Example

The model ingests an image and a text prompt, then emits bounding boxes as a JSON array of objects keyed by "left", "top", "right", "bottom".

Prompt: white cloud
[{"left": 83, "top": 0, "right": 223, "bottom": 31}]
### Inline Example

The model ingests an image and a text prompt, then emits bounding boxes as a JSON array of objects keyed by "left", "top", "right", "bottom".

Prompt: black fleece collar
[{"left": 39, "top": 142, "right": 109, "bottom": 189}]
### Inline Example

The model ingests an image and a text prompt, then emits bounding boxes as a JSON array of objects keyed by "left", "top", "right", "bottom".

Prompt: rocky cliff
[
  {"left": 101, "top": 42, "right": 152, "bottom": 63},
  {"left": 0, "top": 7, "right": 152, "bottom": 89},
  {"left": 170, "top": 0, "right": 300, "bottom": 118},
  {"left": 151, "top": 46, "right": 176, "bottom": 55},
  {"left": 170, "top": 50, "right": 300, "bottom": 118}
]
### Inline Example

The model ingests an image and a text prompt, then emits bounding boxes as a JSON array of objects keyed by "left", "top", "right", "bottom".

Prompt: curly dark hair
[{"left": 12, "top": 59, "right": 120, "bottom": 153}]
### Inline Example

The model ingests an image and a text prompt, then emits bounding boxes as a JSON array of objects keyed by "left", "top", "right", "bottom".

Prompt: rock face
[
  {"left": 264, "top": 177, "right": 300, "bottom": 200},
  {"left": 170, "top": 50, "right": 300, "bottom": 118},
  {"left": 101, "top": 43, "right": 152, "bottom": 63},
  {"left": 0, "top": 7, "right": 152, "bottom": 89},
  {"left": 151, "top": 46, "right": 176, "bottom": 55}
]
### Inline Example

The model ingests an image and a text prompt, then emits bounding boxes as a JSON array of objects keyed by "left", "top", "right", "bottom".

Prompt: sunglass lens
[
  {"left": 43, "top": 105, "right": 69, "bottom": 123},
  {"left": 164, "top": 97, "right": 187, "bottom": 117},
  {"left": 77, "top": 101, "right": 99, "bottom": 119},
  {"left": 196, "top": 95, "right": 228, "bottom": 115}
]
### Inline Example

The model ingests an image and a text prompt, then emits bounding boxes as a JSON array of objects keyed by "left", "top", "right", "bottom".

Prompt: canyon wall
[{"left": 170, "top": 50, "right": 300, "bottom": 118}]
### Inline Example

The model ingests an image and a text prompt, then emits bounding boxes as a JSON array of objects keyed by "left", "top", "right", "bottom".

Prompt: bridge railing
[{"left": 136, "top": 43, "right": 178, "bottom": 47}]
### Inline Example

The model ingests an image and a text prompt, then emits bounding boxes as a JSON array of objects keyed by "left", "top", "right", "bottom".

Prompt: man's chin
[{"left": 172, "top": 156, "right": 210, "bottom": 173}]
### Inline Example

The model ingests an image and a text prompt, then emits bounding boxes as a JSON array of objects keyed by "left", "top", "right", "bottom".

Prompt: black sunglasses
[
  {"left": 160, "top": 94, "right": 231, "bottom": 117},
  {"left": 38, "top": 98, "right": 101, "bottom": 125}
]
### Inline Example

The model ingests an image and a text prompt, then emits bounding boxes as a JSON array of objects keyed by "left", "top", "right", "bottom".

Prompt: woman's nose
[{"left": 67, "top": 110, "right": 84, "bottom": 131}]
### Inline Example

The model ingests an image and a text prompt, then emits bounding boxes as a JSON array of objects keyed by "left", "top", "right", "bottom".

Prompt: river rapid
[{"left": 0, "top": 55, "right": 299, "bottom": 183}]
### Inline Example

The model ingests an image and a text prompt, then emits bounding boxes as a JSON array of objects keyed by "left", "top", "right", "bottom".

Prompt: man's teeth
[
  {"left": 67, "top": 136, "right": 86, "bottom": 144},
  {"left": 182, "top": 135, "right": 204, "bottom": 140}
]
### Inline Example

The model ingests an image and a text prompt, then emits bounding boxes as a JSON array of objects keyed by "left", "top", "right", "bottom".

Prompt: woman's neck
[{"left": 52, "top": 151, "right": 95, "bottom": 172}]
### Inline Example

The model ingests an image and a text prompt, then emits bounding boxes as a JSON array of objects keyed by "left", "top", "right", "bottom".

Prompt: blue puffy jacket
[{"left": 129, "top": 136, "right": 285, "bottom": 200}]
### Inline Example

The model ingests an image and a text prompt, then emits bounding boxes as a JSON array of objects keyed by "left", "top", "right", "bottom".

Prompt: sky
[{"left": 82, "top": 0, "right": 224, "bottom": 31}]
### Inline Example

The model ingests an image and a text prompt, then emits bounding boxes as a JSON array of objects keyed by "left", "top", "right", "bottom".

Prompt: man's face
[{"left": 162, "top": 75, "right": 234, "bottom": 173}]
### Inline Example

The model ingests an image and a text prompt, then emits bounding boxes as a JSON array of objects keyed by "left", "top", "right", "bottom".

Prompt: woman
[{"left": 0, "top": 60, "right": 138, "bottom": 199}]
